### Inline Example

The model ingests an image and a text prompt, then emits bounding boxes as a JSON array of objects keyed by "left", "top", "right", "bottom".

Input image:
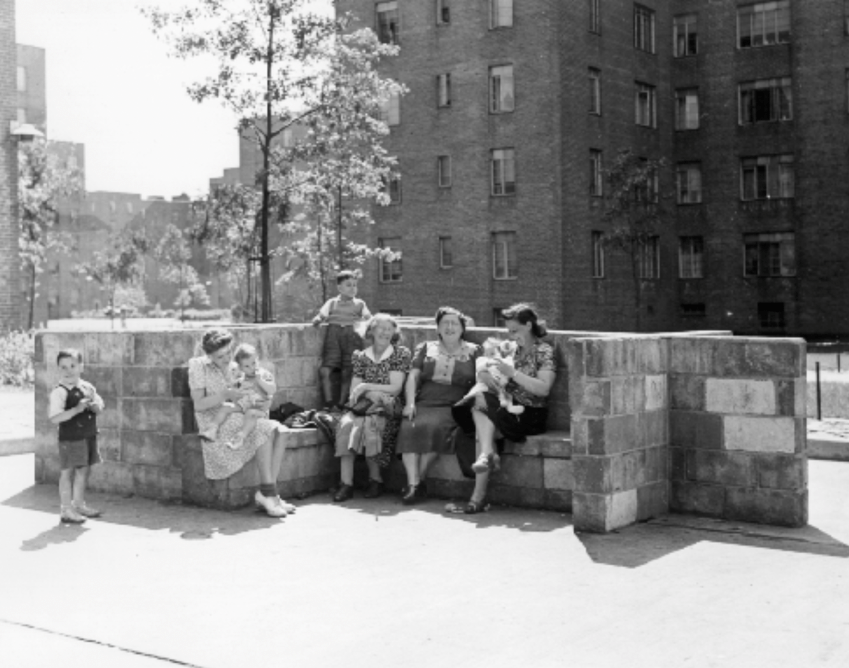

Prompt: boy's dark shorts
[
  {"left": 321, "top": 324, "right": 363, "bottom": 371},
  {"left": 58, "top": 437, "right": 101, "bottom": 470}
]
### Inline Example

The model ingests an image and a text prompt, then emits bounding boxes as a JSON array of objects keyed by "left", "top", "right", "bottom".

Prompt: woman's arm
[
  {"left": 255, "top": 370, "right": 276, "bottom": 396},
  {"left": 190, "top": 386, "right": 242, "bottom": 412},
  {"left": 402, "top": 368, "right": 421, "bottom": 417},
  {"left": 351, "top": 370, "right": 406, "bottom": 400},
  {"left": 507, "top": 367, "right": 555, "bottom": 398}
]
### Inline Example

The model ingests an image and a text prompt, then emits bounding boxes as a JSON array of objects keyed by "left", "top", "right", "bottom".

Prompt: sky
[{"left": 16, "top": 0, "right": 332, "bottom": 200}]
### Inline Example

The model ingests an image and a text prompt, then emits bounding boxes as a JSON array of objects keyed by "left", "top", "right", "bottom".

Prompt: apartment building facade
[
  {"left": 339, "top": 0, "right": 849, "bottom": 337},
  {"left": 0, "top": 0, "right": 19, "bottom": 331}
]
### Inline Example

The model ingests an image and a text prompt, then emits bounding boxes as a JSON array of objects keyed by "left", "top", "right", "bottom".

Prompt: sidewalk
[
  {"left": 0, "top": 388, "right": 33, "bottom": 456},
  {"left": 1, "top": 449, "right": 849, "bottom": 668}
]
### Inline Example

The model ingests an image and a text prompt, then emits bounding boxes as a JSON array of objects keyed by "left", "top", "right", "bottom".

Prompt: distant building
[
  {"left": 0, "top": 1, "right": 21, "bottom": 331},
  {"left": 15, "top": 43, "right": 45, "bottom": 132},
  {"left": 339, "top": 0, "right": 849, "bottom": 337}
]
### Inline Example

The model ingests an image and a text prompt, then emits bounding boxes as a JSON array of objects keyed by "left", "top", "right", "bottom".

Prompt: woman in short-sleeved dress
[
  {"left": 188, "top": 328, "right": 294, "bottom": 518},
  {"left": 397, "top": 307, "right": 480, "bottom": 503},
  {"left": 332, "top": 314, "right": 411, "bottom": 502}
]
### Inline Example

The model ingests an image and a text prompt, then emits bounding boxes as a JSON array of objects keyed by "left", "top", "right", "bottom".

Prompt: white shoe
[
  {"left": 255, "top": 491, "right": 287, "bottom": 518},
  {"left": 276, "top": 496, "right": 296, "bottom": 513}
]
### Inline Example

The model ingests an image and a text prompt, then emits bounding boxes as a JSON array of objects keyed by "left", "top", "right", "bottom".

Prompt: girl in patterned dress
[
  {"left": 188, "top": 328, "right": 295, "bottom": 518},
  {"left": 332, "top": 314, "right": 412, "bottom": 502},
  {"left": 452, "top": 304, "right": 557, "bottom": 514}
]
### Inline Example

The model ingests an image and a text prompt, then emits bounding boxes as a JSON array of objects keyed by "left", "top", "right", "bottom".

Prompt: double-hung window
[
  {"left": 589, "top": 0, "right": 600, "bottom": 34},
  {"left": 492, "top": 232, "right": 517, "bottom": 279},
  {"left": 637, "top": 236, "right": 660, "bottom": 279},
  {"left": 675, "top": 88, "right": 699, "bottom": 130},
  {"left": 376, "top": 2, "right": 400, "bottom": 45},
  {"left": 738, "top": 1, "right": 790, "bottom": 48},
  {"left": 490, "top": 65, "right": 515, "bottom": 113},
  {"left": 439, "top": 236, "right": 453, "bottom": 268},
  {"left": 744, "top": 233, "right": 795, "bottom": 277},
  {"left": 634, "top": 5, "right": 656, "bottom": 53},
  {"left": 679, "top": 237, "right": 704, "bottom": 278},
  {"left": 635, "top": 82, "right": 656, "bottom": 127},
  {"left": 437, "top": 73, "right": 452, "bottom": 108},
  {"left": 674, "top": 14, "right": 698, "bottom": 57},
  {"left": 739, "top": 77, "right": 792, "bottom": 124},
  {"left": 676, "top": 163, "right": 702, "bottom": 204},
  {"left": 740, "top": 155, "right": 794, "bottom": 200},
  {"left": 591, "top": 231, "right": 605, "bottom": 278},
  {"left": 491, "top": 149, "right": 516, "bottom": 196},
  {"left": 490, "top": 0, "right": 513, "bottom": 29},
  {"left": 379, "top": 90, "right": 400, "bottom": 126},
  {"left": 436, "top": 0, "right": 450, "bottom": 25},
  {"left": 589, "top": 150, "right": 603, "bottom": 196},
  {"left": 589, "top": 68, "right": 601, "bottom": 114},
  {"left": 437, "top": 156, "right": 452, "bottom": 188},
  {"left": 379, "top": 238, "right": 403, "bottom": 282}
]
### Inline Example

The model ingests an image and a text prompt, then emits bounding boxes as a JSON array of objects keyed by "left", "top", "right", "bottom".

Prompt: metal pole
[{"left": 816, "top": 361, "right": 822, "bottom": 421}]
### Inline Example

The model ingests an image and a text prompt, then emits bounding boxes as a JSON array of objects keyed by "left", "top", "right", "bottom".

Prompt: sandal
[
  {"left": 471, "top": 453, "right": 493, "bottom": 474},
  {"left": 464, "top": 499, "right": 489, "bottom": 514}
]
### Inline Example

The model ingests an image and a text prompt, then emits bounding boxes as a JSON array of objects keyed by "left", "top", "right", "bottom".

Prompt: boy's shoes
[
  {"left": 74, "top": 503, "right": 102, "bottom": 518},
  {"left": 60, "top": 506, "right": 86, "bottom": 524}
]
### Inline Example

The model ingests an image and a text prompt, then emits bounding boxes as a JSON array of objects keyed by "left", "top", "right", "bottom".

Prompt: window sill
[
  {"left": 379, "top": 280, "right": 403, "bottom": 285},
  {"left": 491, "top": 192, "right": 516, "bottom": 198},
  {"left": 493, "top": 277, "right": 518, "bottom": 282},
  {"left": 676, "top": 201, "right": 703, "bottom": 206}
]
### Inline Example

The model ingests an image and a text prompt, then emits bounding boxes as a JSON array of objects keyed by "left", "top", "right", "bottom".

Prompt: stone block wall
[
  {"left": 668, "top": 337, "right": 808, "bottom": 527},
  {"left": 568, "top": 337, "right": 670, "bottom": 533}
]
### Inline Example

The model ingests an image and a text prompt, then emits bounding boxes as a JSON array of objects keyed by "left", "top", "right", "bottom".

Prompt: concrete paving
[{"left": 1, "top": 450, "right": 848, "bottom": 668}]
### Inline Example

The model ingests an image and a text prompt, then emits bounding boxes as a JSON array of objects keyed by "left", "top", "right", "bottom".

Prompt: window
[
  {"left": 845, "top": 0, "right": 849, "bottom": 36},
  {"left": 16, "top": 108, "right": 26, "bottom": 124},
  {"left": 492, "top": 232, "right": 517, "bottom": 279},
  {"left": 739, "top": 77, "right": 792, "bottom": 124},
  {"left": 437, "top": 73, "right": 451, "bottom": 108},
  {"left": 437, "top": 155, "right": 452, "bottom": 187},
  {"left": 634, "top": 5, "right": 656, "bottom": 53},
  {"left": 592, "top": 231, "right": 605, "bottom": 278},
  {"left": 846, "top": 69, "right": 849, "bottom": 112},
  {"left": 634, "top": 159, "right": 659, "bottom": 203},
  {"left": 589, "top": 0, "right": 600, "bottom": 34},
  {"left": 439, "top": 236, "right": 453, "bottom": 268},
  {"left": 589, "top": 68, "right": 601, "bottom": 114},
  {"left": 635, "top": 82, "right": 656, "bottom": 127},
  {"left": 490, "top": 0, "right": 513, "bottom": 29},
  {"left": 674, "top": 14, "right": 698, "bottom": 56},
  {"left": 637, "top": 236, "right": 660, "bottom": 279},
  {"left": 489, "top": 65, "right": 514, "bottom": 113},
  {"left": 679, "top": 237, "right": 704, "bottom": 278},
  {"left": 676, "top": 163, "right": 702, "bottom": 204},
  {"left": 493, "top": 309, "right": 507, "bottom": 327},
  {"left": 379, "top": 237, "right": 403, "bottom": 282},
  {"left": 675, "top": 88, "right": 699, "bottom": 130},
  {"left": 436, "top": 0, "right": 450, "bottom": 25},
  {"left": 589, "top": 150, "right": 603, "bottom": 196},
  {"left": 380, "top": 91, "right": 400, "bottom": 126},
  {"left": 758, "top": 302, "right": 786, "bottom": 329},
  {"left": 740, "top": 155, "right": 794, "bottom": 200},
  {"left": 376, "top": 1, "right": 400, "bottom": 45},
  {"left": 744, "top": 233, "right": 795, "bottom": 277},
  {"left": 281, "top": 129, "right": 293, "bottom": 147},
  {"left": 16, "top": 66, "right": 26, "bottom": 92},
  {"left": 388, "top": 176, "right": 402, "bottom": 204},
  {"left": 738, "top": 1, "right": 790, "bottom": 48},
  {"left": 681, "top": 303, "right": 706, "bottom": 317},
  {"left": 491, "top": 149, "right": 516, "bottom": 196}
]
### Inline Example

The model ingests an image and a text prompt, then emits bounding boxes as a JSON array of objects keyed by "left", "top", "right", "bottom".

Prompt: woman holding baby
[{"left": 452, "top": 303, "right": 556, "bottom": 513}]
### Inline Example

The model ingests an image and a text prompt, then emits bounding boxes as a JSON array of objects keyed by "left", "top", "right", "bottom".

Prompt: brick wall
[
  {"left": 668, "top": 336, "right": 807, "bottom": 526},
  {"left": 0, "top": 0, "right": 20, "bottom": 331}
]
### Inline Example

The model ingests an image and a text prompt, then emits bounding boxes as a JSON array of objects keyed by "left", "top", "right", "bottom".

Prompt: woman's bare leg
[
  {"left": 402, "top": 453, "right": 420, "bottom": 486},
  {"left": 340, "top": 454, "right": 355, "bottom": 486},
  {"left": 419, "top": 452, "right": 437, "bottom": 480}
]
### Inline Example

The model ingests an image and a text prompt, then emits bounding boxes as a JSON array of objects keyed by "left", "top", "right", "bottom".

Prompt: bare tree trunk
[
  {"left": 27, "top": 264, "right": 36, "bottom": 330},
  {"left": 337, "top": 185, "right": 344, "bottom": 270},
  {"left": 258, "top": 8, "right": 277, "bottom": 324}
]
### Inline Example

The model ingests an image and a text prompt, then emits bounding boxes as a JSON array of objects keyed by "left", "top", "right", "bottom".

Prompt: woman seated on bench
[
  {"left": 451, "top": 303, "right": 556, "bottom": 514},
  {"left": 188, "top": 327, "right": 294, "bottom": 519}
]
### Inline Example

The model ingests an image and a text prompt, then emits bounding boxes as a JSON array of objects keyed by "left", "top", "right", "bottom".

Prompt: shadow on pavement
[
  {"left": 577, "top": 516, "right": 849, "bottom": 569},
  {"left": 20, "top": 524, "right": 90, "bottom": 552}
]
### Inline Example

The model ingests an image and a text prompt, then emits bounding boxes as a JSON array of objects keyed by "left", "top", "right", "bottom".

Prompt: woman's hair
[
  {"left": 362, "top": 312, "right": 402, "bottom": 345},
  {"left": 201, "top": 327, "right": 234, "bottom": 355},
  {"left": 435, "top": 306, "right": 469, "bottom": 339},
  {"left": 501, "top": 303, "right": 547, "bottom": 338},
  {"left": 233, "top": 343, "right": 257, "bottom": 364}
]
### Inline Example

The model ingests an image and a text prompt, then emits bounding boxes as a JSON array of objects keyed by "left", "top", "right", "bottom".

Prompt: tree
[
  {"left": 76, "top": 230, "right": 150, "bottom": 329},
  {"left": 601, "top": 149, "right": 669, "bottom": 331},
  {"left": 143, "top": 0, "right": 403, "bottom": 322},
  {"left": 154, "top": 223, "right": 210, "bottom": 322},
  {"left": 18, "top": 140, "right": 84, "bottom": 329}
]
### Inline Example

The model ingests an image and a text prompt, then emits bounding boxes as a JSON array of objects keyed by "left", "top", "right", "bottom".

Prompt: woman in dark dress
[
  {"left": 452, "top": 304, "right": 556, "bottom": 513},
  {"left": 397, "top": 307, "right": 480, "bottom": 504}
]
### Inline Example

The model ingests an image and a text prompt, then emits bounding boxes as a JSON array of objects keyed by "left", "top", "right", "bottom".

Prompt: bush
[
  {"left": 0, "top": 330, "right": 35, "bottom": 388},
  {"left": 180, "top": 308, "right": 230, "bottom": 321}
]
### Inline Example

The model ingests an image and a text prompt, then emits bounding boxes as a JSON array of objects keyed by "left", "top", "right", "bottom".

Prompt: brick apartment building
[
  {"left": 0, "top": 0, "right": 19, "bottom": 331},
  {"left": 339, "top": 0, "right": 849, "bottom": 337}
]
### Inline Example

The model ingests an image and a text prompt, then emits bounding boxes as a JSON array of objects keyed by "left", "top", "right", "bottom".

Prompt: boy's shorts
[
  {"left": 321, "top": 324, "right": 363, "bottom": 371},
  {"left": 58, "top": 437, "right": 101, "bottom": 470}
]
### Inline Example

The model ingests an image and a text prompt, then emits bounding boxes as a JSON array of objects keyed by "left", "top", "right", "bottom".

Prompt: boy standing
[
  {"left": 312, "top": 270, "right": 372, "bottom": 409},
  {"left": 48, "top": 349, "right": 105, "bottom": 524}
]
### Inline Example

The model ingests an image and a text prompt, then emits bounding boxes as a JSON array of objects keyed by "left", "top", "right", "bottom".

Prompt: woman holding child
[
  {"left": 452, "top": 304, "right": 556, "bottom": 514},
  {"left": 396, "top": 307, "right": 480, "bottom": 504},
  {"left": 333, "top": 313, "right": 411, "bottom": 502},
  {"left": 188, "top": 328, "right": 295, "bottom": 518}
]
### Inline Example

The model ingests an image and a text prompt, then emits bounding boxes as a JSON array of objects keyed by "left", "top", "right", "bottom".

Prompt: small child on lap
[
  {"left": 312, "top": 270, "right": 372, "bottom": 409},
  {"left": 48, "top": 348, "right": 105, "bottom": 524},
  {"left": 199, "top": 343, "right": 275, "bottom": 449}
]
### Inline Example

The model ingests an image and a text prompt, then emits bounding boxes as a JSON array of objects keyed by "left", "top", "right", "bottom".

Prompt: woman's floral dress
[{"left": 188, "top": 356, "right": 280, "bottom": 480}]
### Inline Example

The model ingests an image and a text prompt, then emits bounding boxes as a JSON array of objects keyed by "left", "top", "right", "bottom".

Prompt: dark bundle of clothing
[{"left": 281, "top": 407, "right": 341, "bottom": 443}]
